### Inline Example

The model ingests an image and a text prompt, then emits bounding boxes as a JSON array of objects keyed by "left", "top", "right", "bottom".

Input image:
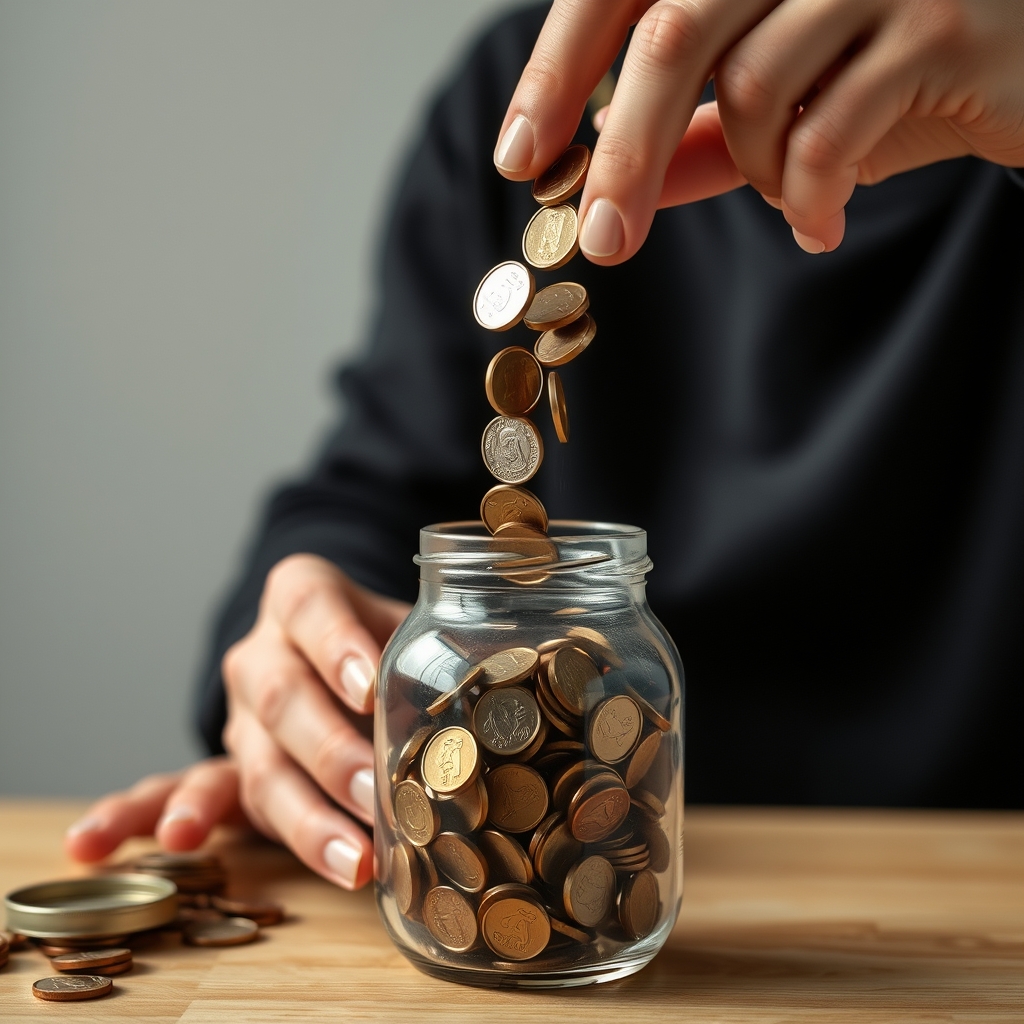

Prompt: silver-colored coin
[
  {"left": 472, "top": 261, "right": 536, "bottom": 332},
  {"left": 481, "top": 416, "right": 543, "bottom": 485}
]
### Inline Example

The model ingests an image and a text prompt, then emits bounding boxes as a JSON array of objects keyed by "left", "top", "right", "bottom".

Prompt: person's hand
[
  {"left": 494, "top": 0, "right": 1024, "bottom": 256},
  {"left": 66, "top": 555, "right": 411, "bottom": 891}
]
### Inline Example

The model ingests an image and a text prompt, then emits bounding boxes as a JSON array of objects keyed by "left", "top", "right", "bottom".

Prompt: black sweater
[{"left": 197, "top": 4, "right": 1024, "bottom": 809}]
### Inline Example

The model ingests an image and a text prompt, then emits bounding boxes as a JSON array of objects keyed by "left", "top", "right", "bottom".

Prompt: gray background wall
[{"left": 0, "top": 0, "right": 512, "bottom": 797}]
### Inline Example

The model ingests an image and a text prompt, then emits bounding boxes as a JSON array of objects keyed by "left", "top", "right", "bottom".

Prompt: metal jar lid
[{"left": 4, "top": 873, "right": 177, "bottom": 939}]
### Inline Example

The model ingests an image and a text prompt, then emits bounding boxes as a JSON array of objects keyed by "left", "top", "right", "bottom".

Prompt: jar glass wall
[{"left": 374, "top": 522, "right": 684, "bottom": 988}]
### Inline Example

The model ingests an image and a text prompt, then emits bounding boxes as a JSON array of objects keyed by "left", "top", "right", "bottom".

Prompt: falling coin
[
  {"left": 473, "top": 261, "right": 536, "bottom": 331},
  {"left": 480, "top": 484, "right": 548, "bottom": 535},
  {"left": 32, "top": 975, "right": 113, "bottom": 1001},
  {"left": 532, "top": 144, "right": 590, "bottom": 206},
  {"left": 523, "top": 282, "right": 589, "bottom": 332},
  {"left": 522, "top": 204, "right": 579, "bottom": 270},
  {"left": 534, "top": 314, "right": 597, "bottom": 367},
  {"left": 547, "top": 371, "right": 569, "bottom": 443},
  {"left": 485, "top": 346, "right": 544, "bottom": 416},
  {"left": 481, "top": 415, "right": 544, "bottom": 485}
]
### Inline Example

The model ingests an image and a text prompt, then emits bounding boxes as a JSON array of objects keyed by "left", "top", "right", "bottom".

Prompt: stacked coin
[
  {"left": 385, "top": 636, "right": 672, "bottom": 965},
  {"left": 474, "top": 144, "right": 598, "bottom": 546}
]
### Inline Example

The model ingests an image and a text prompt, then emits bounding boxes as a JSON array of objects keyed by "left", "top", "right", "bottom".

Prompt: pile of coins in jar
[
  {"left": 475, "top": 143, "right": 597, "bottom": 542},
  {"left": 383, "top": 635, "right": 672, "bottom": 966}
]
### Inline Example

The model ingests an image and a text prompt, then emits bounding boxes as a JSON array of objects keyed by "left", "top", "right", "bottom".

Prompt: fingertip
[
  {"left": 64, "top": 817, "right": 116, "bottom": 862},
  {"left": 338, "top": 653, "right": 376, "bottom": 715},
  {"left": 156, "top": 806, "right": 209, "bottom": 851},
  {"left": 323, "top": 834, "right": 374, "bottom": 891},
  {"left": 494, "top": 114, "right": 535, "bottom": 177},
  {"left": 579, "top": 197, "right": 626, "bottom": 262}
]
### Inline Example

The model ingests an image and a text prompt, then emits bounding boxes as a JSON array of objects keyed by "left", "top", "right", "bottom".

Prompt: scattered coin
[
  {"left": 485, "top": 346, "right": 544, "bottom": 416},
  {"left": 474, "top": 685, "right": 542, "bottom": 757},
  {"left": 547, "top": 371, "right": 569, "bottom": 443},
  {"left": 481, "top": 415, "right": 544, "bottom": 485},
  {"left": 32, "top": 975, "right": 113, "bottom": 1001},
  {"left": 522, "top": 204, "right": 579, "bottom": 270},
  {"left": 183, "top": 916, "right": 259, "bottom": 947},
  {"left": 534, "top": 314, "right": 597, "bottom": 367},
  {"left": 532, "top": 144, "right": 590, "bottom": 206},
  {"left": 480, "top": 484, "right": 548, "bottom": 535},
  {"left": 523, "top": 282, "right": 589, "bottom": 332},
  {"left": 421, "top": 726, "right": 479, "bottom": 795},
  {"left": 473, "top": 260, "right": 536, "bottom": 331},
  {"left": 422, "top": 886, "right": 478, "bottom": 953},
  {"left": 486, "top": 764, "right": 549, "bottom": 833},
  {"left": 51, "top": 948, "right": 131, "bottom": 971},
  {"left": 211, "top": 896, "right": 285, "bottom": 927}
]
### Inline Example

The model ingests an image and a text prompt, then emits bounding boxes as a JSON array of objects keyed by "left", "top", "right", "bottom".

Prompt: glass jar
[{"left": 374, "top": 521, "right": 684, "bottom": 988}]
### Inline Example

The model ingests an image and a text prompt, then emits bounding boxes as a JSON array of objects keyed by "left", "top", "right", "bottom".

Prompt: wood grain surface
[{"left": 1, "top": 801, "right": 1022, "bottom": 1022}]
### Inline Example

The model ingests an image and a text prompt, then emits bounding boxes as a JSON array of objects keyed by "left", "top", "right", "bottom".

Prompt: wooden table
[{"left": 1, "top": 802, "right": 1022, "bottom": 1022}]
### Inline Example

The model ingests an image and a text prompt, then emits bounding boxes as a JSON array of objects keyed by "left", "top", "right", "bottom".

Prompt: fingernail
[
  {"left": 349, "top": 766, "right": 375, "bottom": 821},
  {"left": 579, "top": 198, "right": 624, "bottom": 258},
  {"left": 761, "top": 193, "right": 783, "bottom": 209},
  {"left": 66, "top": 816, "right": 103, "bottom": 838},
  {"left": 158, "top": 806, "right": 198, "bottom": 829},
  {"left": 324, "top": 837, "right": 362, "bottom": 889},
  {"left": 494, "top": 114, "right": 534, "bottom": 172},
  {"left": 340, "top": 654, "right": 374, "bottom": 709},
  {"left": 592, "top": 105, "right": 609, "bottom": 132},
  {"left": 792, "top": 228, "right": 826, "bottom": 253}
]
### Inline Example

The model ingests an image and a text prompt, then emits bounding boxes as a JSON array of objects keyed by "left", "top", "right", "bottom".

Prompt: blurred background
[{"left": 0, "top": 0, "right": 513, "bottom": 797}]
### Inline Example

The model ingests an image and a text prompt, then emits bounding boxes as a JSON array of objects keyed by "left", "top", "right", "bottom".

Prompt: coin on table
[
  {"left": 618, "top": 869, "right": 661, "bottom": 939},
  {"left": 422, "top": 886, "right": 478, "bottom": 953},
  {"left": 485, "top": 764, "right": 549, "bottom": 833},
  {"left": 534, "top": 677, "right": 581, "bottom": 738},
  {"left": 183, "top": 916, "right": 259, "bottom": 947},
  {"left": 563, "top": 855, "right": 616, "bottom": 928},
  {"left": 523, "top": 282, "right": 589, "bottom": 332},
  {"left": 565, "top": 625, "right": 622, "bottom": 668},
  {"left": 589, "top": 694, "right": 642, "bottom": 764},
  {"left": 474, "top": 685, "right": 542, "bottom": 757},
  {"left": 480, "top": 895, "right": 551, "bottom": 960},
  {"left": 426, "top": 663, "right": 485, "bottom": 718},
  {"left": 210, "top": 896, "right": 284, "bottom": 927},
  {"left": 548, "top": 645, "right": 600, "bottom": 717},
  {"left": 476, "top": 647, "right": 539, "bottom": 688},
  {"left": 395, "top": 778, "right": 440, "bottom": 847},
  {"left": 523, "top": 204, "right": 579, "bottom": 270},
  {"left": 534, "top": 313, "right": 596, "bottom": 367},
  {"left": 624, "top": 730, "right": 663, "bottom": 789},
  {"left": 570, "top": 780, "right": 631, "bottom": 843},
  {"left": 532, "top": 144, "right": 590, "bottom": 206},
  {"left": 431, "top": 833, "right": 489, "bottom": 894},
  {"left": 421, "top": 726, "right": 480, "bottom": 795},
  {"left": 477, "top": 830, "right": 534, "bottom": 885},
  {"left": 485, "top": 346, "right": 544, "bottom": 416},
  {"left": 481, "top": 415, "right": 543, "bottom": 485},
  {"left": 480, "top": 484, "right": 548, "bottom": 535},
  {"left": 547, "top": 370, "right": 569, "bottom": 443},
  {"left": 32, "top": 975, "right": 113, "bottom": 1001},
  {"left": 390, "top": 841, "right": 422, "bottom": 917},
  {"left": 51, "top": 948, "right": 131, "bottom": 971},
  {"left": 74, "top": 960, "right": 133, "bottom": 977},
  {"left": 473, "top": 260, "right": 536, "bottom": 331}
]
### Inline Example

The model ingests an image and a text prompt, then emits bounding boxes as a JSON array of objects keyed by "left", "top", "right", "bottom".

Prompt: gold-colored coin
[
  {"left": 522, "top": 204, "right": 579, "bottom": 270},
  {"left": 391, "top": 841, "right": 422, "bottom": 916},
  {"left": 421, "top": 726, "right": 480, "bottom": 795},
  {"left": 422, "top": 886, "right": 478, "bottom": 953},
  {"left": 534, "top": 313, "right": 597, "bottom": 367},
  {"left": 547, "top": 371, "right": 569, "bottom": 443},
  {"left": 394, "top": 778, "right": 440, "bottom": 847},
  {"left": 431, "top": 833, "right": 489, "bottom": 894},
  {"left": 472, "top": 260, "right": 536, "bottom": 331},
  {"left": 485, "top": 763, "right": 549, "bottom": 833},
  {"left": 439, "top": 775, "right": 489, "bottom": 833},
  {"left": 588, "top": 694, "right": 642, "bottom": 764},
  {"left": 480, "top": 896, "right": 551, "bottom": 960},
  {"left": 570, "top": 780, "right": 630, "bottom": 842},
  {"left": 625, "top": 683, "right": 671, "bottom": 731},
  {"left": 477, "top": 830, "right": 534, "bottom": 885},
  {"left": 523, "top": 282, "right": 589, "bottom": 332},
  {"left": 563, "top": 855, "right": 616, "bottom": 928},
  {"left": 548, "top": 646, "right": 600, "bottom": 716},
  {"left": 618, "top": 869, "right": 660, "bottom": 939},
  {"left": 480, "top": 484, "right": 548, "bottom": 535},
  {"left": 485, "top": 346, "right": 544, "bottom": 416},
  {"left": 491, "top": 523, "right": 559, "bottom": 581},
  {"left": 476, "top": 647, "right": 539, "bottom": 688},
  {"left": 532, "top": 144, "right": 590, "bottom": 206},
  {"left": 32, "top": 975, "right": 113, "bottom": 1002},
  {"left": 391, "top": 724, "right": 434, "bottom": 783},
  {"left": 473, "top": 685, "right": 542, "bottom": 757},
  {"left": 624, "top": 729, "right": 663, "bottom": 789},
  {"left": 481, "top": 415, "right": 543, "bottom": 485},
  {"left": 425, "top": 664, "right": 484, "bottom": 717}
]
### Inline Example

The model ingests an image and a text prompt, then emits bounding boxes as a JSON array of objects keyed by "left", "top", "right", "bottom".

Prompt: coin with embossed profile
[
  {"left": 431, "top": 833, "right": 489, "bottom": 894},
  {"left": 563, "top": 855, "right": 615, "bottom": 928},
  {"left": 588, "top": 694, "right": 642, "bottom": 764},
  {"left": 523, "top": 282, "right": 589, "bottom": 332},
  {"left": 485, "top": 346, "right": 544, "bottom": 417},
  {"left": 421, "top": 726, "right": 479, "bottom": 795},
  {"left": 481, "top": 895, "right": 551, "bottom": 960},
  {"left": 473, "top": 685, "right": 541, "bottom": 757},
  {"left": 534, "top": 314, "right": 596, "bottom": 367},
  {"left": 395, "top": 779, "right": 440, "bottom": 847},
  {"left": 32, "top": 975, "right": 113, "bottom": 1002},
  {"left": 480, "top": 484, "right": 548, "bottom": 535},
  {"left": 532, "top": 144, "right": 590, "bottom": 206},
  {"left": 422, "top": 886, "right": 478, "bottom": 953},
  {"left": 485, "top": 763, "right": 549, "bottom": 833},
  {"left": 547, "top": 371, "right": 569, "bottom": 443},
  {"left": 523, "top": 204, "right": 579, "bottom": 270},
  {"left": 473, "top": 261, "right": 536, "bottom": 331},
  {"left": 481, "top": 415, "right": 543, "bottom": 485}
]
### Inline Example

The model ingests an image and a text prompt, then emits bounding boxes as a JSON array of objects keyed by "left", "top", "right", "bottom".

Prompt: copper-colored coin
[
  {"left": 630, "top": 788, "right": 667, "bottom": 820},
  {"left": 485, "top": 763, "right": 549, "bottom": 833},
  {"left": 477, "top": 647, "right": 539, "bottom": 688},
  {"left": 589, "top": 694, "right": 642, "bottom": 764},
  {"left": 643, "top": 820, "right": 672, "bottom": 873},
  {"left": 36, "top": 942, "right": 81, "bottom": 956},
  {"left": 522, "top": 204, "right": 579, "bottom": 270},
  {"left": 548, "top": 646, "right": 600, "bottom": 717},
  {"left": 2, "top": 931, "right": 29, "bottom": 950},
  {"left": 535, "top": 675, "right": 581, "bottom": 738},
  {"left": 624, "top": 730, "right": 663, "bottom": 789},
  {"left": 532, "top": 144, "right": 590, "bottom": 206},
  {"left": 426, "top": 664, "right": 484, "bottom": 718},
  {"left": 422, "top": 886, "right": 477, "bottom": 952},
  {"left": 535, "top": 818, "right": 582, "bottom": 885},
  {"left": 391, "top": 840, "right": 422, "bottom": 916},
  {"left": 477, "top": 830, "right": 534, "bottom": 885},
  {"left": 618, "top": 869, "right": 661, "bottom": 939},
  {"left": 211, "top": 896, "right": 284, "bottom": 927},
  {"left": 625, "top": 683, "right": 671, "bottom": 731},
  {"left": 480, "top": 484, "right": 548, "bottom": 535},
  {"left": 543, "top": 739, "right": 586, "bottom": 756},
  {"left": 395, "top": 778, "right": 440, "bottom": 847},
  {"left": 476, "top": 882, "right": 538, "bottom": 921},
  {"left": 415, "top": 845, "right": 441, "bottom": 890},
  {"left": 134, "top": 851, "right": 223, "bottom": 872},
  {"left": 431, "top": 833, "right": 489, "bottom": 894},
  {"left": 534, "top": 314, "right": 597, "bottom": 367},
  {"left": 547, "top": 371, "right": 569, "bottom": 443},
  {"left": 392, "top": 726, "right": 434, "bottom": 785},
  {"left": 549, "top": 915, "right": 591, "bottom": 943},
  {"left": 523, "top": 282, "right": 589, "bottom": 332},
  {"left": 440, "top": 775, "right": 489, "bottom": 833},
  {"left": 570, "top": 781, "right": 630, "bottom": 842},
  {"left": 508, "top": 716, "right": 548, "bottom": 764},
  {"left": 51, "top": 948, "right": 130, "bottom": 971},
  {"left": 421, "top": 726, "right": 479, "bottom": 795},
  {"left": 485, "top": 346, "right": 544, "bottom": 417},
  {"left": 183, "top": 916, "right": 259, "bottom": 947},
  {"left": 481, "top": 896, "right": 551, "bottom": 960},
  {"left": 472, "top": 260, "right": 536, "bottom": 331},
  {"left": 481, "top": 415, "right": 543, "bottom": 485},
  {"left": 32, "top": 975, "right": 113, "bottom": 1001},
  {"left": 473, "top": 685, "right": 542, "bottom": 757},
  {"left": 70, "top": 960, "right": 133, "bottom": 977},
  {"left": 566, "top": 625, "right": 623, "bottom": 668},
  {"left": 563, "top": 855, "right": 616, "bottom": 928}
]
